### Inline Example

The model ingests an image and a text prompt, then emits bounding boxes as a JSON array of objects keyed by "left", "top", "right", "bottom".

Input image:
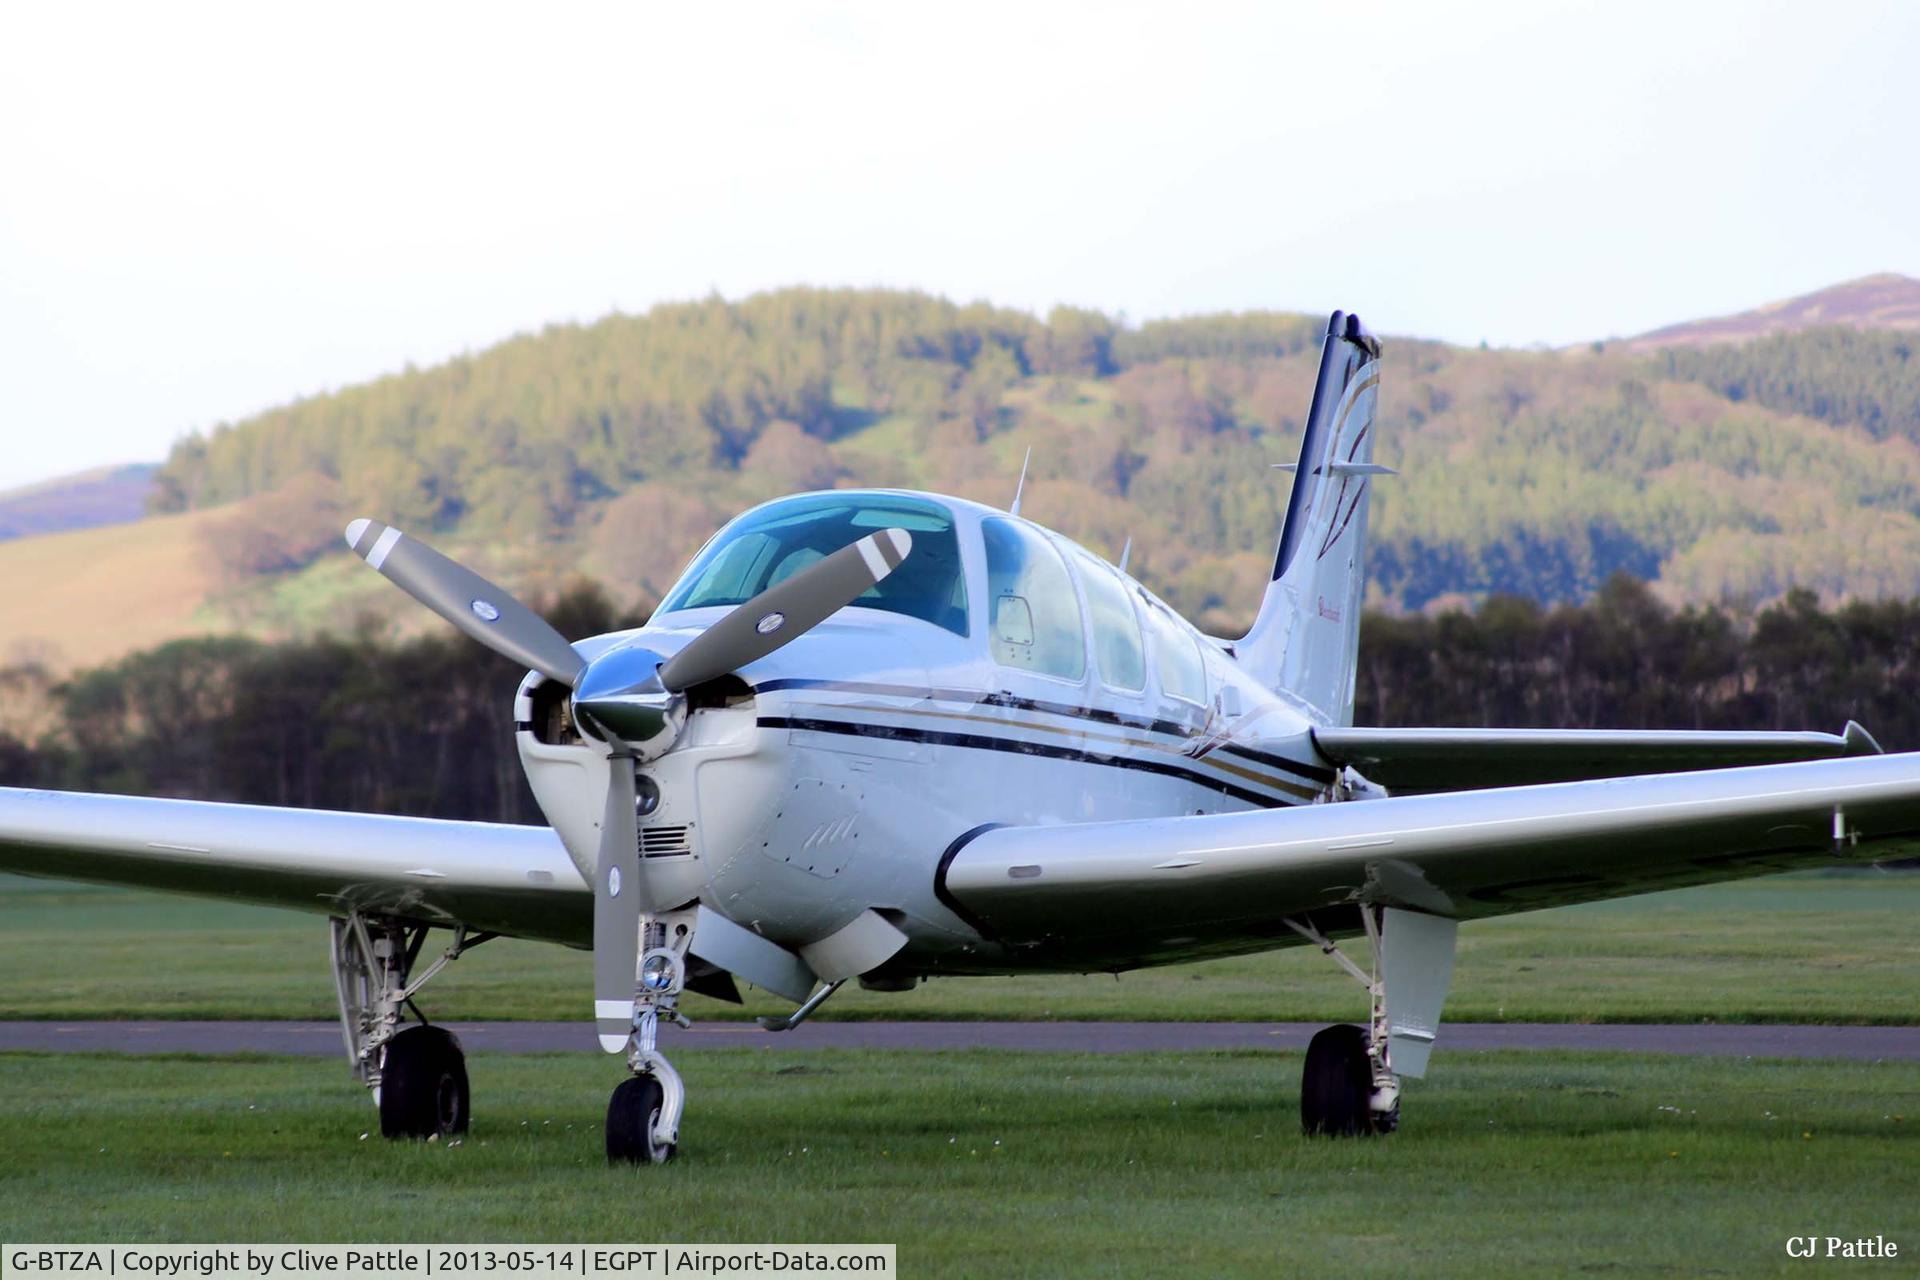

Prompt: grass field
[
  {"left": 4, "top": 872, "right": 1916, "bottom": 1024},
  {"left": 1, "top": 1049, "right": 1913, "bottom": 1275}
]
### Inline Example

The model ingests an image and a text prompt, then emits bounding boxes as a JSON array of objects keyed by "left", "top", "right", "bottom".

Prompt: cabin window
[
  {"left": 982, "top": 518, "right": 1086, "bottom": 680},
  {"left": 657, "top": 494, "right": 968, "bottom": 636},
  {"left": 1072, "top": 551, "right": 1146, "bottom": 692},
  {"left": 1143, "top": 597, "right": 1206, "bottom": 704}
]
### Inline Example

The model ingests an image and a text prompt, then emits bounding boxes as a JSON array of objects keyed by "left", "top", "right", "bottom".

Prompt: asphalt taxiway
[{"left": 2, "top": 1020, "right": 1915, "bottom": 1060}]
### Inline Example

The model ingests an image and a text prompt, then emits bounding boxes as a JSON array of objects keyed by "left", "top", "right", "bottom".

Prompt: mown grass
[
  {"left": 0, "top": 1049, "right": 1914, "bottom": 1276},
  {"left": 3, "top": 872, "right": 1915, "bottom": 1024}
]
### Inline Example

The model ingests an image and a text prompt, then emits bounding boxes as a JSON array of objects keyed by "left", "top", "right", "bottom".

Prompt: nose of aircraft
[{"left": 571, "top": 644, "right": 686, "bottom": 760}]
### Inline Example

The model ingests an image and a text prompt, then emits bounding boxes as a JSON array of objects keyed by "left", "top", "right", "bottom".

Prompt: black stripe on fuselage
[
  {"left": 758, "top": 715, "right": 1300, "bottom": 810},
  {"left": 752, "top": 677, "right": 1336, "bottom": 785}
]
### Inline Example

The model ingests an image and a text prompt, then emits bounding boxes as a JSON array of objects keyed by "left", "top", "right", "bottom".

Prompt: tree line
[{"left": 2, "top": 575, "right": 1914, "bottom": 822}]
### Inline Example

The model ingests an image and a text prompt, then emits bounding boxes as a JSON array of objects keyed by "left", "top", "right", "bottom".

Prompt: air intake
[{"left": 638, "top": 825, "right": 693, "bottom": 858}]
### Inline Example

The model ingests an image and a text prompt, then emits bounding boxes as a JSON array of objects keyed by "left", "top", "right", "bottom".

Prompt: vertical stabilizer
[{"left": 1236, "top": 311, "right": 1385, "bottom": 725}]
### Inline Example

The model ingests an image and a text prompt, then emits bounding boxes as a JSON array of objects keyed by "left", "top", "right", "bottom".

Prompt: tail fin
[{"left": 1236, "top": 311, "right": 1385, "bottom": 726}]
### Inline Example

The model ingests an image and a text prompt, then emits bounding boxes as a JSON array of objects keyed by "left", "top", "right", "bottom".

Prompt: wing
[
  {"left": 1312, "top": 722, "right": 1878, "bottom": 793},
  {"left": 0, "top": 787, "right": 590, "bottom": 946},
  {"left": 938, "top": 752, "right": 1920, "bottom": 969}
]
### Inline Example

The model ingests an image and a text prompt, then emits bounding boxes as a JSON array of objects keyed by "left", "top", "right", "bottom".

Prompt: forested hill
[{"left": 139, "top": 285, "right": 1920, "bottom": 638}]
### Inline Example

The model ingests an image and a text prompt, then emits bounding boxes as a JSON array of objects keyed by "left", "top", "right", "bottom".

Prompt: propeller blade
[
  {"left": 344, "top": 518, "right": 586, "bottom": 687},
  {"left": 592, "top": 762, "right": 643, "bottom": 1053},
  {"left": 658, "top": 528, "right": 912, "bottom": 692}
]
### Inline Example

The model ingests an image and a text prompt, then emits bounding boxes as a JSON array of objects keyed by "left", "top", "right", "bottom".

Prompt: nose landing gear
[
  {"left": 605, "top": 910, "right": 696, "bottom": 1165},
  {"left": 606, "top": 1010, "right": 683, "bottom": 1164}
]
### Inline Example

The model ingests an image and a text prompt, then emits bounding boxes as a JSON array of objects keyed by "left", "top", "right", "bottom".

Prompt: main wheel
[
  {"left": 1300, "top": 1023, "right": 1395, "bottom": 1137},
  {"left": 379, "top": 1025, "right": 470, "bottom": 1140},
  {"left": 607, "top": 1074, "right": 676, "bottom": 1165}
]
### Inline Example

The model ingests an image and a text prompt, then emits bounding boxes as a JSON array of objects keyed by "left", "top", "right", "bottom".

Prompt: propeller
[
  {"left": 592, "top": 761, "right": 641, "bottom": 1051},
  {"left": 344, "top": 519, "right": 584, "bottom": 686},
  {"left": 343, "top": 516, "right": 912, "bottom": 1051}
]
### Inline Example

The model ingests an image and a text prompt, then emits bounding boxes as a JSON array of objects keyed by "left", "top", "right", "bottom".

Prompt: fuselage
[{"left": 516, "top": 490, "right": 1338, "bottom": 977}]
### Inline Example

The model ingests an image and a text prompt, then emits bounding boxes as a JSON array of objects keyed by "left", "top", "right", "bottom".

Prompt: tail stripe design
[{"left": 1314, "top": 373, "right": 1382, "bottom": 561}]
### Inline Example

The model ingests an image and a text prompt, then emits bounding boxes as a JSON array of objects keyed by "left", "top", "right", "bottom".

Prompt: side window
[
  {"left": 983, "top": 518, "right": 1086, "bottom": 680},
  {"left": 1143, "top": 599, "right": 1206, "bottom": 704},
  {"left": 1073, "top": 552, "right": 1146, "bottom": 692}
]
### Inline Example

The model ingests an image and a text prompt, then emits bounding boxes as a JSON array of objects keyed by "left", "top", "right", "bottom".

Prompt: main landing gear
[
  {"left": 1285, "top": 905, "right": 1457, "bottom": 1138},
  {"left": 330, "top": 912, "right": 493, "bottom": 1140},
  {"left": 604, "top": 908, "right": 697, "bottom": 1165}
]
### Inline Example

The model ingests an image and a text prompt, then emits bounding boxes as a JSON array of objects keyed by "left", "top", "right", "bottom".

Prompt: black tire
[
  {"left": 606, "top": 1074, "right": 676, "bottom": 1165},
  {"left": 1300, "top": 1023, "right": 1394, "bottom": 1138},
  {"left": 379, "top": 1025, "right": 469, "bottom": 1140}
]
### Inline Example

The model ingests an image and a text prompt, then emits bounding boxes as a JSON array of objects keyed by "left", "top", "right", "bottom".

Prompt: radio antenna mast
[{"left": 1009, "top": 447, "right": 1033, "bottom": 517}]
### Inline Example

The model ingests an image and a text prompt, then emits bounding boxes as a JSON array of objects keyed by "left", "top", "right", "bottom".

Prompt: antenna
[
  {"left": 1117, "top": 535, "right": 1133, "bottom": 574},
  {"left": 1009, "top": 447, "right": 1032, "bottom": 516}
]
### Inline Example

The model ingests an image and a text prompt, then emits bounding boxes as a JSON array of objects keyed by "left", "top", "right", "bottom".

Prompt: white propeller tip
[
  {"left": 343, "top": 518, "right": 371, "bottom": 550},
  {"left": 598, "top": 1033, "right": 631, "bottom": 1053}
]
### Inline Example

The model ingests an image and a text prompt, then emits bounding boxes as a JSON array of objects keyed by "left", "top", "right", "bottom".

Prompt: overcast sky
[{"left": 2, "top": 1, "right": 1916, "bottom": 490}]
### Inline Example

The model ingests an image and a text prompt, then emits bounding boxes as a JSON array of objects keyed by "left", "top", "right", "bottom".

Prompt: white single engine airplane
[{"left": 3, "top": 311, "right": 1912, "bottom": 1163}]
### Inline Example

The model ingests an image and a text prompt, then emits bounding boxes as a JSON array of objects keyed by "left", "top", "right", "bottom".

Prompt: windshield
[{"left": 657, "top": 494, "right": 968, "bottom": 636}]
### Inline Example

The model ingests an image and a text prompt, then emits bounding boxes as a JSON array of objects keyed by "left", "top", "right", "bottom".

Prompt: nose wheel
[
  {"left": 607, "top": 1073, "right": 676, "bottom": 1164},
  {"left": 606, "top": 1006, "right": 686, "bottom": 1165}
]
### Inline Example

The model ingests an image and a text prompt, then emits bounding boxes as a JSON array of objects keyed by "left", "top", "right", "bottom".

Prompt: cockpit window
[
  {"left": 983, "top": 518, "right": 1086, "bottom": 680},
  {"left": 657, "top": 494, "right": 967, "bottom": 636}
]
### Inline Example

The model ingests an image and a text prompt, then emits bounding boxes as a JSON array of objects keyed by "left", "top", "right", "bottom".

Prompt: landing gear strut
[
  {"left": 1286, "top": 905, "right": 1455, "bottom": 1138},
  {"left": 605, "top": 909, "right": 695, "bottom": 1165},
  {"left": 330, "top": 912, "right": 492, "bottom": 1140}
]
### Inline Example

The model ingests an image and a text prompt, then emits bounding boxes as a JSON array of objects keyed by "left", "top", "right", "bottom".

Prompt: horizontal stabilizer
[
  {"left": 1314, "top": 722, "right": 1880, "bottom": 793},
  {"left": 1272, "top": 461, "right": 1397, "bottom": 477}
]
